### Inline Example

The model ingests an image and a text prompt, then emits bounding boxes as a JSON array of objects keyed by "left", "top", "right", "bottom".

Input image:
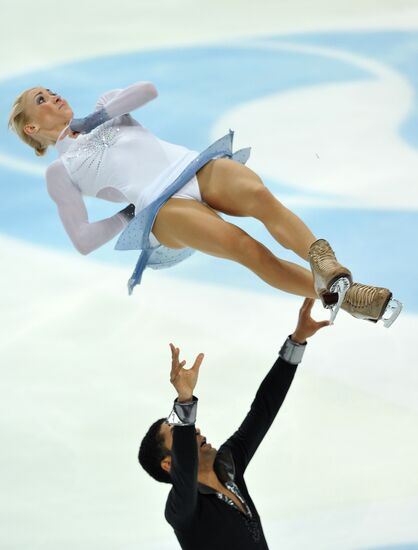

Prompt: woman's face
[{"left": 23, "top": 87, "right": 73, "bottom": 137}]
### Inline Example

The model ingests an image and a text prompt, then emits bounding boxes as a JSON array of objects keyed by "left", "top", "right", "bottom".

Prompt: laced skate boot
[
  {"left": 342, "top": 283, "right": 402, "bottom": 328},
  {"left": 308, "top": 239, "right": 352, "bottom": 323}
]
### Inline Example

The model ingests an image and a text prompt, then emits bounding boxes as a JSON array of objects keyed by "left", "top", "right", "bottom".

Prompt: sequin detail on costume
[
  {"left": 218, "top": 481, "right": 252, "bottom": 518},
  {"left": 65, "top": 122, "right": 120, "bottom": 178},
  {"left": 215, "top": 481, "right": 261, "bottom": 543},
  {"left": 148, "top": 247, "right": 195, "bottom": 269}
]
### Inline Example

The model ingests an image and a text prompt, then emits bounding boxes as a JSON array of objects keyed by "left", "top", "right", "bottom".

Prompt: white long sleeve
[
  {"left": 97, "top": 81, "right": 158, "bottom": 118},
  {"left": 69, "top": 81, "right": 159, "bottom": 134},
  {"left": 46, "top": 159, "right": 128, "bottom": 255}
]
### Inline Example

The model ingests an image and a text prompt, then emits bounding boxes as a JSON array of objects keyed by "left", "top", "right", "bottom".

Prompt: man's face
[{"left": 159, "top": 421, "right": 217, "bottom": 471}]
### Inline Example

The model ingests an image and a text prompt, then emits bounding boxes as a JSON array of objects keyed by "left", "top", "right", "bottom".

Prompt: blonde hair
[{"left": 8, "top": 89, "right": 49, "bottom": 157}]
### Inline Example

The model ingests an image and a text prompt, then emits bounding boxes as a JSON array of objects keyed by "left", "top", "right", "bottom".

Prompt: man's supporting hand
[
  {"left": 169, "top": 343, "right": 204, "bottom": 403},
  {"left": 291, "top": 298, "right": 330, "bottom": 344}
]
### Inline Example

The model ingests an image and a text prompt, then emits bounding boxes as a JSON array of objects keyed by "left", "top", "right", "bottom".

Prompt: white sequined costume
[{"left": 47, "top": 82, "right": 200, "bottom": 254}]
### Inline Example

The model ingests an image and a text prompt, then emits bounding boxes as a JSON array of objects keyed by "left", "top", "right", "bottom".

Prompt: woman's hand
[
  {"left": 291, "top": 298, "right": 330, "bottom": 344},
  {"left": 60, "top": 126, "right": 80, "bottom": 140},
  {"left": 169, "top": 343, "right": 204, "bottom": 402},
  {"left": 69, "top": 108, "right": 110, "bottom": 134}
]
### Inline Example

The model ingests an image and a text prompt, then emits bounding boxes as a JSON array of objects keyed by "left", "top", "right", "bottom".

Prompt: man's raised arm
[
  {"left": 220, "top": 298, "right": 329, "bottom": 477},
  {"left": 164, "top": 345, "right": 204, "bottom": 530}
]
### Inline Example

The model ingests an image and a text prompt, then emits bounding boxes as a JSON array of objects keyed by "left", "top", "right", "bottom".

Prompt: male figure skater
[{"left": 138, "top": 298, "right": 329, "bottom": 549}]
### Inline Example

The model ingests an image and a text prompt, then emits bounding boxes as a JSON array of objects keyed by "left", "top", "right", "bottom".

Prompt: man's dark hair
[{"left": 138, "top": 418, "right": 172, "bottom": 484}]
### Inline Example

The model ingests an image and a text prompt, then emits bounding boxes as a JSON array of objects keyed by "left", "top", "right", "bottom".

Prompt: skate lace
[
  {"left": 346, "top": 283, "right": 377, "bottom": 307},
  {"left": 310, "top": 241, "right": 337, "bottom": 271}
]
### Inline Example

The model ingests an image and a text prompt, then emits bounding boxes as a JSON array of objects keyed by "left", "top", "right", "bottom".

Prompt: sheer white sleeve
[
  {"left": 46, "top": 160, "right": 128, "bottom": 255},
  {"left": 96, "top": 81, "right": 158, "bottom": 117},
  {"left": 70, "top": 82, "right": 158, "bottom": 134}
]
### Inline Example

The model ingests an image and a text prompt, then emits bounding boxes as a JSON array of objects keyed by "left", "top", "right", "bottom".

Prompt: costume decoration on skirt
[{"left": 115, "top": 130, "right": 251, "bottom": 295}]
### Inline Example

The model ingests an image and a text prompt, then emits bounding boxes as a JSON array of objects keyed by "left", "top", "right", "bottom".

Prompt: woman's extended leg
[
  {"left": 196, "top": 158, "right": 357, "bottom": 321},
  {"left": 152, "top": 198, "right": 316, "bottom": 298},
  {"left": 196, "top": 158, "right": 317, "bottom": 260}
]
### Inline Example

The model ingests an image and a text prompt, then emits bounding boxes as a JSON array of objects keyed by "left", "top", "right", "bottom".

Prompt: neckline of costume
[
  {"left": 198, "top": 481, "right": 251, "bottom": 517},
  {"left": 55, "top": 124, "right": 77, "bottom": 154},
  {"left": 56, "top": 124, "right": 70, "bottom": 142}
]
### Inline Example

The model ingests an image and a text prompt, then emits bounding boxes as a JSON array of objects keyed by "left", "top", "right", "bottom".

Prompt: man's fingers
[
  {"left": 192, "top": 353, "right": 205, "bottom": 371},
  {"left": 170, "top": 361, "right": 185, "bottom": 382},
  {"left": 317, "top": 320, "right": 331, "bottom": 329},
  {"left": 307, "top": 298, "right": 315, "bottom": 311},
  {"left": 170, "top": 359, "right": 186, "bottom": 376},
  {"left": 169, "top": 343, "right": 177, "bottom": 360},
  {"left": 171, "top": 366, "right": 181, "bottom": 379},
  {"left": 170, "top": 344, "right": 180, "bottom": 355},
  {"left": 169, "top": 344, "right": 182, "bottom": 366},
  {"left": 301, "top": 297, "right": 315, "bottom": 313},
  {"left": 299, "top": 297, "right": 314, "bottom": 319}
]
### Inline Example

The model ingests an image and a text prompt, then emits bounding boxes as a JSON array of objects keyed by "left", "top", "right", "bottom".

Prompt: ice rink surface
[{"left": 1, "top": 1, "right": 417, "bottom": 549}]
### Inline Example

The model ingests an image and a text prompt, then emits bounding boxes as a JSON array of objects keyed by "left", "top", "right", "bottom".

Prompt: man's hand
[
  {"left": 169, "top": 343, "right": 204, "bottom": 403},
  {"left": 291, "top": 298, "right": 330, "bottom": 344}
]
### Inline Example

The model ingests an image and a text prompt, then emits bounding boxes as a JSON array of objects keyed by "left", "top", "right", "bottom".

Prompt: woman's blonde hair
[{"left": 8, "top": 89, "right": 49, "bottom": 157}]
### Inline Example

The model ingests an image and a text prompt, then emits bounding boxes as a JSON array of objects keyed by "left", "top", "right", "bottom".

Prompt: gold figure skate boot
[
  {"left": 308, "top": 239, "right": 352, "bottom": 323},
  {"left": 342, "top": 283, "right": 402, "bottom": 328}
]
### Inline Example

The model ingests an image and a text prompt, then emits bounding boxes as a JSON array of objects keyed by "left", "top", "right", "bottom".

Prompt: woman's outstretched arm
[
  {"left": 46, "top": 159, "right": 131, "bottom": 255},
  {"left": 70, "top": 82, "right": 158, "bottom": 134}
]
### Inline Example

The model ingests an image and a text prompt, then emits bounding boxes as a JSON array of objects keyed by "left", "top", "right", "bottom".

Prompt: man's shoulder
[{"left": 214, "top": 443, "right": 238, "bottom": 481}]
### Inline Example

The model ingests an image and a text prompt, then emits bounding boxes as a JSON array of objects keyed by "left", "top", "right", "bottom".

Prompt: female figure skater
[{"left": 8, "top": 82, "right": 401, "bottom": 326}]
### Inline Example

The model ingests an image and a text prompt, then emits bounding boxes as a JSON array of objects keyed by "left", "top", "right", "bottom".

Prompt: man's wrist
[
  {"left": 177, "top": 393, "right": 193, "bottom": 403},
  {"left": 290, "top": 332, "right": 307, "bottom": 345},
  {"left": 279, "top": 335, "right": 307, "bottom": 365},
  {"left": 167, "top": 396, "right": 198, "bottom": 426}
]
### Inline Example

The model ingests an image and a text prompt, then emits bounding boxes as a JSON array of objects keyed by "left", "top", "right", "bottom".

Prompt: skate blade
[
  {"left": 326, "top": 277, "right": 351, "bottom": 325},
  {"left": 127, "top": 277, "right": 135, "bottom": 296},
  {"left": 382, "top": 299, "right": 403, "bottom": 328}
]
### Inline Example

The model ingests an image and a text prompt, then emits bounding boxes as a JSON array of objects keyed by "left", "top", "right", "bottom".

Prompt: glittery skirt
[{"left": 114, "top": 130, "right": 251, "bottom": 294}]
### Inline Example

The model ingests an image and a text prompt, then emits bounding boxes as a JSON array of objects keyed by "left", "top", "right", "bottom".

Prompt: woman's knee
[{"left": 248, "top": 184, "right": 281, "bottom": 218}]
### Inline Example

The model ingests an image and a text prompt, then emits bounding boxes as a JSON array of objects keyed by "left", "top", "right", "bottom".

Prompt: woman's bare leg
[
  {"left": 152, "top": 198, "right": 316, "bottom": 298},
  {"left": 196, "top": 159, "right": 317, "bottom": 261}
]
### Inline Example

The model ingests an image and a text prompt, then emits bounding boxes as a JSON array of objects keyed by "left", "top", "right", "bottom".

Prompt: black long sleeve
[
  {"left": 220, "top": 357, "right": 297, "bottom": 477},
  {"left": 165, "top": 357, "right": 298, "bottom": 540},
  {"left": 164, "top": 425, "right": 199, "bottom": 529}
]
